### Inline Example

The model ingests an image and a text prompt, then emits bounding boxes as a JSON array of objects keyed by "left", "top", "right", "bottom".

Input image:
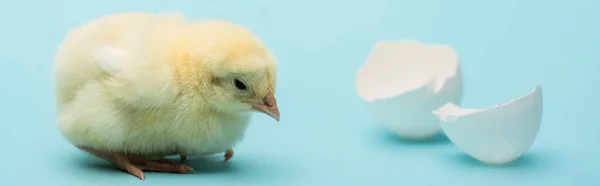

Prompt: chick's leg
[
  {"left": 78, "top": 146, "right": 194, "bottom": 180},
  {"left": 179, "top": 154, "right": 187, "bottom": 163},
  {"left": 224, "top": 148, "right": 234, "bottom": 162}
]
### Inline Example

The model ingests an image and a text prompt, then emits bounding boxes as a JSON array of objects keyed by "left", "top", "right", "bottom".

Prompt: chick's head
[{"left": 174, "top": 20, "right": 279, "bottom": 121}]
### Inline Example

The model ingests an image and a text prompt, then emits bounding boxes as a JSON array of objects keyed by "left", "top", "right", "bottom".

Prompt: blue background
[{"left": 1, "top": 0, "right": 598, "bottom": 185}]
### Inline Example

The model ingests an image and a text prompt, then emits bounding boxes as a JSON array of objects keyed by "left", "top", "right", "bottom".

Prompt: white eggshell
[
  {"left": 356, "top": 41, "right": 463, "bottom": 140},
  {"left": 433, "top": 85, "right": 544, "bottom": 164}
]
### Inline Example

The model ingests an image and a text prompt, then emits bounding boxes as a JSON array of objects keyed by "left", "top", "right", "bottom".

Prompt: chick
[{"left": 53, "top": 11, "right": 280, "bottom": 180}]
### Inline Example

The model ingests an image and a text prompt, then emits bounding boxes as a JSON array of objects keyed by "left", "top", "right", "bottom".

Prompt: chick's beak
[{"left": 251, "top": 90, "right": 280, "bottom": 121}]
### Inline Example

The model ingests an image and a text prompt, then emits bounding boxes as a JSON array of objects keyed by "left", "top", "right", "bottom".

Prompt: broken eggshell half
[
  {"left": 356, "top": 41, "right": 463, "bottom": 140},
  {"left": 433, "top": 85, "right": 543, "bottom": 164}
]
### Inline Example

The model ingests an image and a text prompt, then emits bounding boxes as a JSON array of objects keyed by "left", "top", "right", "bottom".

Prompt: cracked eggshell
[
  {"left": 433, "top": 85, "right": 543, "bottom": 164},
  {"left": 356, "top": 41, "right": 463, "bottom": 140}
]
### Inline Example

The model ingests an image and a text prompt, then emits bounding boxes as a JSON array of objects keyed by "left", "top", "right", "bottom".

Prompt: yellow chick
[{"left": 53, "top": 11, "right": 279, "bottom": 180}]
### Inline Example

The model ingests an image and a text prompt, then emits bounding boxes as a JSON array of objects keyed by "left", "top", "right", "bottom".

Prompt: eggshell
[
  {"left": 356, "top": 41, "right": 463, "bottom": 140},
  {"left": 433, "top": 85, "right": 543, "bottom": 164}
]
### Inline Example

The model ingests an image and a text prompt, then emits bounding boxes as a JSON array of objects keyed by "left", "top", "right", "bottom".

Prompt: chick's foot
[
  {"left": 130, "top": 157, "right": 195, "bottom": 174},
  {"left": 78, "top": 146, "right": 194, "bottom": 180}
]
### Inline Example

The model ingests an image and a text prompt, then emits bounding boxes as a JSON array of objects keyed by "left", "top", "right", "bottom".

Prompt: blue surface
[{"left": 1, "top": 0, "right": 599, "bottom": 185}]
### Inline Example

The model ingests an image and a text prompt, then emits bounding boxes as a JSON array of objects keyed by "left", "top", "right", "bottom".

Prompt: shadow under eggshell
[{"left": 356, "top": 41, "right": 464, "bottom": 140}]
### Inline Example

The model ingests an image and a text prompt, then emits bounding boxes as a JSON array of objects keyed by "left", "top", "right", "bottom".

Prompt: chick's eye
[{"left": 233, "top": 78, "right": 247, "bottom": 91}]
